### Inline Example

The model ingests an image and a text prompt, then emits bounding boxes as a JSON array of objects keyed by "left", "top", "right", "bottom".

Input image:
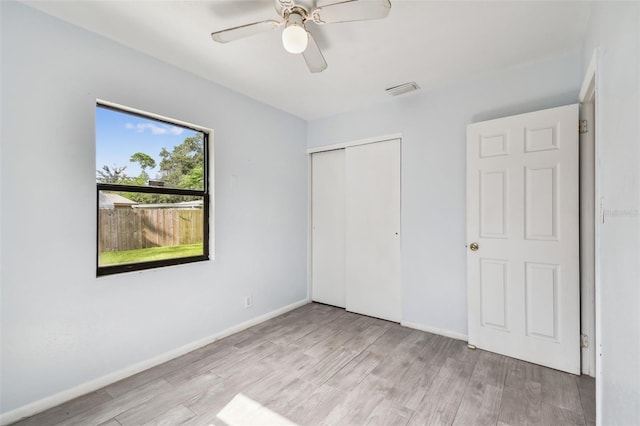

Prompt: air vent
[{"left": 386, "top": 81, "right": 420, "bottom": 96}]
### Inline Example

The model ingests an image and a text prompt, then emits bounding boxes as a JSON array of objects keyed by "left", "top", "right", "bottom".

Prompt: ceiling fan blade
[
  {"left": 303, "top": 32, "right": 328, "bottom": 73},
  {"left": 211, "top": 20, "right": 281, "bottom": 43},
  {"left": 311, "top": 0, "right": 391, "bottom": 24}
]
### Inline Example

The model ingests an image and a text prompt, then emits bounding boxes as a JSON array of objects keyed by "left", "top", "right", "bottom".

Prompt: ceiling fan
[{"left": 211, "top": 0, "right": 392, "bottom": 73}]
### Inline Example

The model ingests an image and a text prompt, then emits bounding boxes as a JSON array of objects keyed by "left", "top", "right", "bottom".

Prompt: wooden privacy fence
[{"left": 99, "top": 208, "right": 203, "bottom": 252}]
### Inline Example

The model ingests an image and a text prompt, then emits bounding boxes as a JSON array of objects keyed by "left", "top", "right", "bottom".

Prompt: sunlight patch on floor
[{"left": 215, "top": 393, "right": 298, "bottom": 426}]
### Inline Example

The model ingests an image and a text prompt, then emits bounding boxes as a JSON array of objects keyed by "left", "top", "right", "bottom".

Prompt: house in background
[
  {"left": 0, "top": 1, "right": 638, "bottom": 425},
  {"left": 98, "top": 193, "right": 138, "bottom": 210}
]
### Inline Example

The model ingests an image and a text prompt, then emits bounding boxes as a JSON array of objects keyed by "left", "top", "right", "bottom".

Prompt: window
[{"left": 96, "top": 102, "right": 210, "bottom": 276}]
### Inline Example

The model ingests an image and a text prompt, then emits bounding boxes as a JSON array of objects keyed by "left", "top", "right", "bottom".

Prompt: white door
[
  {"left": 467, "top": 104, "right": 580, "bottom": 374},
  {"left": 346, "top": 139, "right": 401, "bottom": 322},
  {"left": 311, "top": 149, "right": 346, "bottom": 308}
]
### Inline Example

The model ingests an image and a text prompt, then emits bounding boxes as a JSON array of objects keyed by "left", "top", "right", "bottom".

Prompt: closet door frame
[{"left": 307, "top": 133, "right": 403, "bottom": 309}]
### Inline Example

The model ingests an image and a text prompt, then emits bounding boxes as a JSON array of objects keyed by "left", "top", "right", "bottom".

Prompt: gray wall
[
  {"left": 307, "top": 52, "right": 582, "bottom": 337},
  {"left": 0, "top": 2, "right": 308, "bottom": 413},
  {"left": 582, "top": 2, "right": 640, "bottom": 424}
]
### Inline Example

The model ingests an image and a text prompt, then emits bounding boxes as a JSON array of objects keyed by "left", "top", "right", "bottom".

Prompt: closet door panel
[
  {"left": 345, "top": 139, "right": 401, "bottom": 322},
  {"left": 311, "top": 149, "right": 346, "bottom": 308}
]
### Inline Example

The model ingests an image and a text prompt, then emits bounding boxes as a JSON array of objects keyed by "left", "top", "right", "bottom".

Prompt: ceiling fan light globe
[{"left": 282, "top": 24, "right": 308, "bottom": 54}]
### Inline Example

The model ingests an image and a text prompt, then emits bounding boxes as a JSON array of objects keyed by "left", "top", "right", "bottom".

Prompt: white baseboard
[
  {"left": 401, "top": 321, "right": 468, "bottom": 342},
  {"left": 0, "top": 298, "right": 309, "bottom": 426}
]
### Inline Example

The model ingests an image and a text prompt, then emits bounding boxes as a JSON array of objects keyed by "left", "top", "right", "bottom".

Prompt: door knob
[{"left": 469, "top": 242, "right": 479, "bottom": 251}]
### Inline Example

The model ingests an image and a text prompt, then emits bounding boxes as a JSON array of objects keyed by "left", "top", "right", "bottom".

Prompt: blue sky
[{"left": 95, "top": 106, "right": 198, "bottom": 179}]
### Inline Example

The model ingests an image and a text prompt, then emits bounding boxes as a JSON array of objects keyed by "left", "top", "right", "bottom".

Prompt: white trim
[
  {"left": 306, "top": 133, "right": 403, "bottom": 154},
  {"left": 307, "top": 154, "right": 313, "bottom": 303},
  {"left": 579, "top": 99, "right": 596, "bottom": 378},
  {"left": 591, "top": 50, "right": 603, "bottom": 426},
  {"left": 208, "top": 128, "right": 216, "bottom": 261},
  {"left": 401, "top": 321, "right": 468, "bottom": 342},
  {"left": 0, "top": 299, "right": 309, "bottom": 426},
  {"left": 579, "top": 48, "right": 601, "bottom": 424},
  {"left": 579, "top": 52, "right": 597, "bottom": 102}
]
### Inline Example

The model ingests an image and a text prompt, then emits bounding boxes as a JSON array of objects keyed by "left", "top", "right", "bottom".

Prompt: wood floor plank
[
  {"left": 286, "top": 383, "right": 347, "bottom": 425},
  {"left": 417, "top": 333, "right": 458, "bottom": 367},
  {"left": 57, "top": 379, "right": 173, "bottom": 426},
  {"left": 240, "top": 370, "right": 303, "bottom": 411},
  {"left": 541, "top": 402, "right": 587, "bottom": 425},
  {"left": 324, "top": 310, "right": 366, "bottom": 331},
  {"left": 500, "top": 354, "right": 587, "bottom": 423},
  {"left": 96, "top": 419, "right": 121, "bottom": 426},
  {"left": 383, "top": 358, "right": 441, "bottom": 410},
  {"left": 11, "top": 390, "right": 114, "bottom": 426},
  {"left": 209, "top": 340, "right": 282, "bottom": 379},
  {"left": 13, "top": 303, "right": 594, "bottom": 426},
  {"left": 538, "top": 365, "right": 584, "bottom": 414},
  {"left": 303, "top": 329, "right": 355, "bottom": 359},
  {"left": 321, "top": 376, "right": 386, "bottom": 426},
  {"left": 184, "top": 363, "right": 271, "bottom": 417},
  {"left": 367, "top": 325, "right": 413, "bottom": 357},
  {"left": 498, "top": 379, "right": 543, "bottom": 425},
  {"left": 140, "top": 405, "right": 196, "bottom": 426},
  {"left": 286, "top": 323, "right": 341, "bottom": 350},
  {"left": 103, "top": 339, "right": 230, "bottom": 398},
  {"left": 364, "top": 399, "right": 414, "bottom": 426},
  {"left": 452, "top": 380, "right": 503, "bottom": 426},
  {"left": 114, "top": 372, "right": 221, "bottom": 425},
  {"left": 470, "top": 350, "right": 510, "bottom": 389},
  {"left": 265, "top": 320, "right": 320, "bottom": 347},
  {"left": 299, "top": 346, "right": 360, "bottom": 385},
  {"left": 257, "top": 377, "right": 318, "bottom": 419},
  {"left": 577, "top": 375, "right": 596, "bottom": 424},
  {"left": 410, "top": 357, "right": 477, "bottom": 425},
  {"left": 160, "top": 343, "right": 240, "bottom": 385},
  {"left": 259, "top": 344, "right": 317, "bottom": 378},
  {"left": 325, "top": 350, "right": 384, "bottom": 390},
  {"left": 217, "top": 328, "right": 261, "bottom": 349},
  {"left": 504, "top": 357, "right": 544, "bottom": 389}
]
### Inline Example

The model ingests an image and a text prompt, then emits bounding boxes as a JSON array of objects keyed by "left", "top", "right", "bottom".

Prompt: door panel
[
  {"left": 525, "top": 262, "right": 559, "bottom": 340},
  {"left": 480, "top": 258, "right": 509, "bottom": 330},
  {"left": 480, "top": 170, "right": 508, "bottom": 238},
  {"left": 311, "top": 149, "right": 346, "bottom": 308},
  {"left": 467, "top": 104, "right": 579, "bottom": 374},
  {"left": 345, "top": 139, "right": 401, "bottom": 322}
]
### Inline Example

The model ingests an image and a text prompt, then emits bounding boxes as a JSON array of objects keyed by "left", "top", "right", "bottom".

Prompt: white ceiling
[{"left": 22, "top": 0, "right": 591, "bottom": 120}]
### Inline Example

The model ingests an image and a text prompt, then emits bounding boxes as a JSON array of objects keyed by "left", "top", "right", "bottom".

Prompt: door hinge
[
  {"left": 579, "top": 120, "right": 588, "bottom": 134},
  {"left": 580, "top": 334, "right": 589, "bottom": 348}
]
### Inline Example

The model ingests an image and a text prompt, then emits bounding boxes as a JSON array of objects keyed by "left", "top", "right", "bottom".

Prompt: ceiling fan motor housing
[
  {"left": 282, "top": 12, "right": 308, "bottom": 54},
  {"left": 277, "top": 0, "right": 314, "bottom": 16}
]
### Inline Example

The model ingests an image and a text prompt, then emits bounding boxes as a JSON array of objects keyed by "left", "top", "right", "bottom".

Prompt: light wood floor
[{"left": 13, "top": 303, "right": 595, "bottom": 426}]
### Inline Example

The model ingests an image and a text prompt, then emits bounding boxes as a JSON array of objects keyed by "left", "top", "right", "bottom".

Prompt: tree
[
  {"left": 180, "top": 165, "right": 204, "bottom": 189},
  {"left": 130, "top": 152, "right": 156, "bottom": 172},
  {"left": 129, "top": 152, "right": 156, "bottom": 187},
  {"left": 96, "top": 165, "right": 129, "bottom": 184},
  {"left": 159, "top": 134, "right": 203, "bottom": 189}
]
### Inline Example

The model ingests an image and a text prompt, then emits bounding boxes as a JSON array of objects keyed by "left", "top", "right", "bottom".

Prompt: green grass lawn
[{"left": 99, "top": 243, "right": 203, "bottom": 266}]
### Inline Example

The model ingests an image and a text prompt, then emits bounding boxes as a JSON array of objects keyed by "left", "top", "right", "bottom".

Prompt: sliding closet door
[
  {"left": 311, "top": 149, "right": 346, "bottom": 308},
  {"left": 345, "top": 139, "right": 401, "bottom": 322}
]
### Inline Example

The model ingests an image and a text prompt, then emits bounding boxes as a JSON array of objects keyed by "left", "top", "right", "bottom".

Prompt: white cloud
[{"left": 125, "top": 122, "right": 184, "bottom": 136}]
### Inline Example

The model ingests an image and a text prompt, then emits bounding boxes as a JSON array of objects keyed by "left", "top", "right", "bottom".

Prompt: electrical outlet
[{"left": 244, "top": 294, "right": 253, "bottom": 309}]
